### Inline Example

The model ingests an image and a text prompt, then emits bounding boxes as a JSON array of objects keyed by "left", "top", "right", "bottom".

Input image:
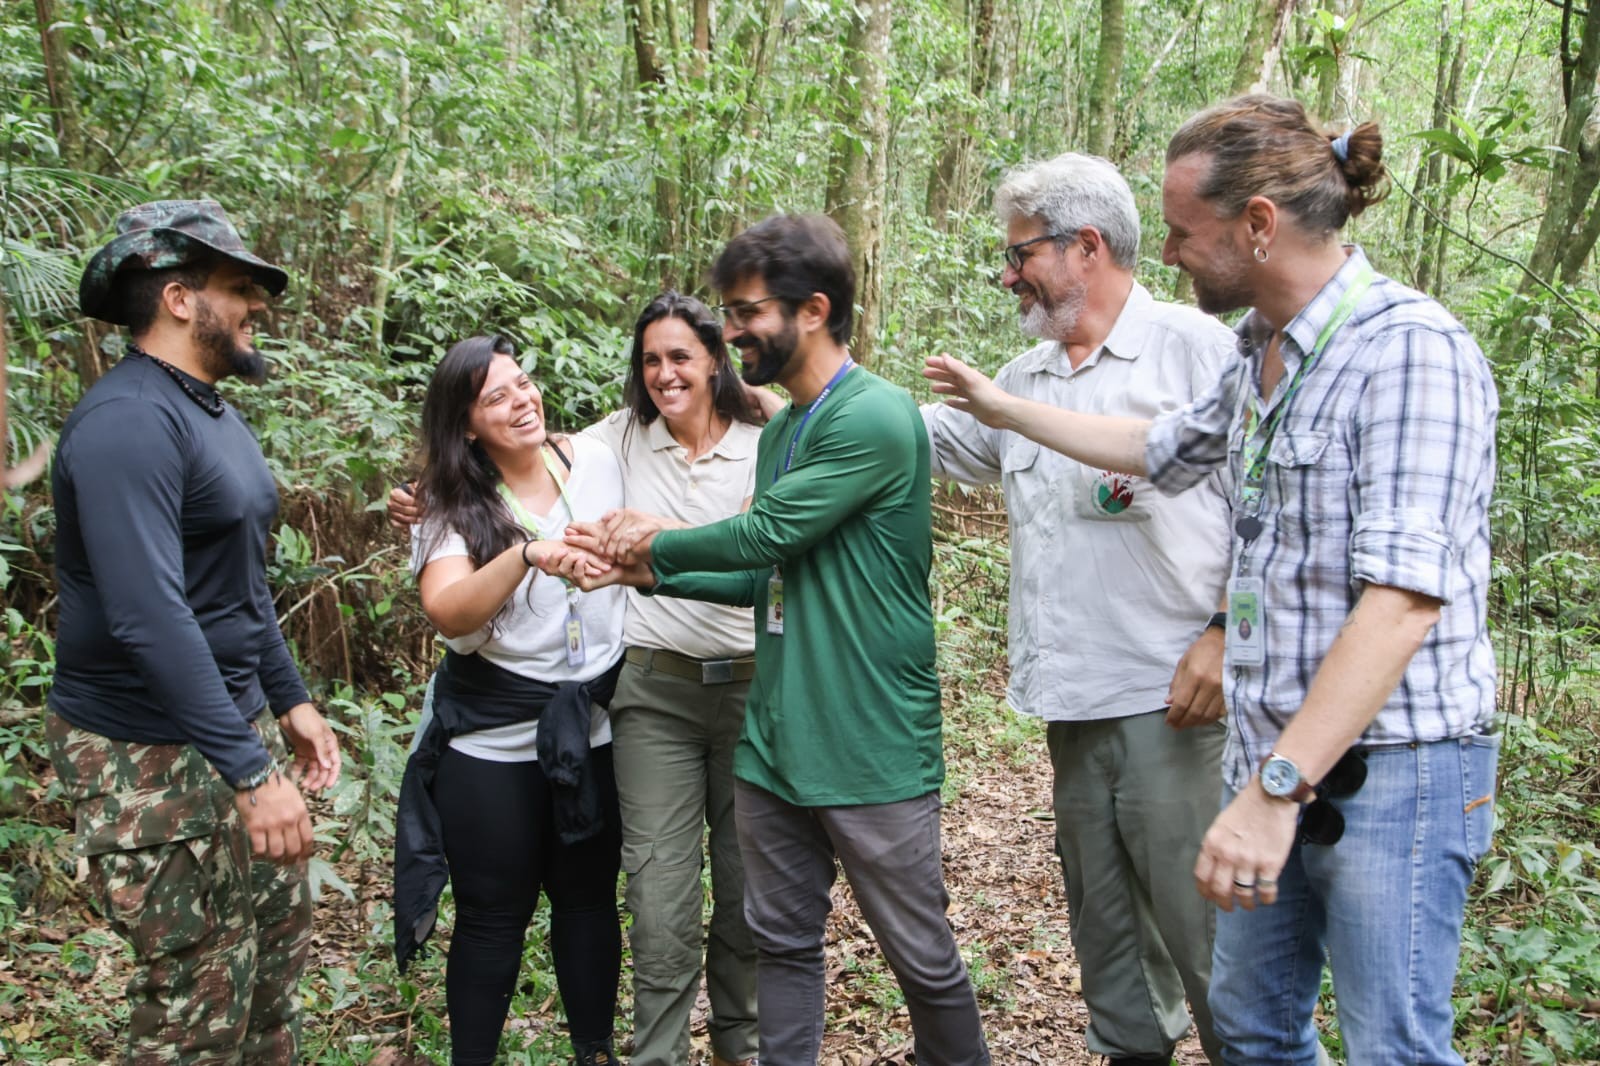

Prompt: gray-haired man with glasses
[{"left": 921, "top": 153, "right": 1235, "bottom": 1066}]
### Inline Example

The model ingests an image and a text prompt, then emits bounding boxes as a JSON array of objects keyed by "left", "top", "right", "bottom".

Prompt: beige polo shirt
[{"left": 582, "top": 410, "right": 760, "bottom": 659}]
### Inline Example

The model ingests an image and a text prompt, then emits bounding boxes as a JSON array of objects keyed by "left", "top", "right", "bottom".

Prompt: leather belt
[{"left": 624, "top": 646, "right": 756, "bottom": 685}]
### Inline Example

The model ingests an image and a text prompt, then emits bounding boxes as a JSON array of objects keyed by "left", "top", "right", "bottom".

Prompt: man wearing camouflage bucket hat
[{"left": 45, "top": 200, "right": 341, "bottom": 1063}]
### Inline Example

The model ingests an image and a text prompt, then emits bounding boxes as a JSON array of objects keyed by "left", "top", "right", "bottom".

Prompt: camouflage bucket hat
[{"left": 79, "top": 199, "right": 288, "bottom": 325}]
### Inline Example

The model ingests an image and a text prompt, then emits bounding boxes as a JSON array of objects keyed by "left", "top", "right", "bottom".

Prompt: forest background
[{"left": 1, "top": 0, "right": 1598, "bottom": 1061}]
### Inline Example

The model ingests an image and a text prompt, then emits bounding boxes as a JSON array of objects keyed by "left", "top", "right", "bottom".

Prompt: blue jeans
[{"left": 1209, "top": 735, "right": 1499, "bottom": 1065}]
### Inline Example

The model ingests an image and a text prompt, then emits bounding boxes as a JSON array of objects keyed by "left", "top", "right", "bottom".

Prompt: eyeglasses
[
  {"left": 714, "top": 295, "right": 784, "bottom": 330},
  {"left": 1297, "top": 750, "right": 1368, "bottom": 846},
  {"left": 1003, "top": 232, "right": 1071, "bottom": 271}
]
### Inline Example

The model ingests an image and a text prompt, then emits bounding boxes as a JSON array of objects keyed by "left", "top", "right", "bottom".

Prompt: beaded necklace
[{"left": 127, "top": 343, "right": 226, "bottom": 418}]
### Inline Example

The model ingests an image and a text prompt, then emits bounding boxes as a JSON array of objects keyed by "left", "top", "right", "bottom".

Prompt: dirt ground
[
  {"left": 802, "top": 729, "right": 1210, "bottom": 1066},
  {"left": 6, "top": 718, "right": 1212, "bottom": 1066}
]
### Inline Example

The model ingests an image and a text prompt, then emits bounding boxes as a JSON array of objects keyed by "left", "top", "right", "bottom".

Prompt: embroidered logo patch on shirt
[{"left": 1092, "top": 471, "right": 1136, "bottom": 515}]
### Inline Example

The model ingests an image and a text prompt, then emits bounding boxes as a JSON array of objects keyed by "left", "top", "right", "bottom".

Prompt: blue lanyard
[{"left": 773, "top": 357, "right": 855, "bottom": 484}]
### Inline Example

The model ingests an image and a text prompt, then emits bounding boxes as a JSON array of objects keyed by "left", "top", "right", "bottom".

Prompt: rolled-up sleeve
[
  {"left": 1146, "top": 359, "right": 1245, "bottom": 495},
  {"left": 922, "top": 401, "right": 1003, "bottom": 486},
  {"left": 1348, "top": 326, "right": 1493, "bottom": 604}
]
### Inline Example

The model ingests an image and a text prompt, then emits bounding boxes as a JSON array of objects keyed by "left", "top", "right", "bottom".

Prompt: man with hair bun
[
  {"left": 924, "top": 95, "right": 1499, "bottom": 1064},
  {"left": 924, "top": 152, "right": 1232, "bottom": 1066}
]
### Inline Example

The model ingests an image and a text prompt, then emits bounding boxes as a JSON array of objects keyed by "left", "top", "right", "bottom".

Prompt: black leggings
[{"left": 433, "top": 744, "right": 622, "bottom": 1065}]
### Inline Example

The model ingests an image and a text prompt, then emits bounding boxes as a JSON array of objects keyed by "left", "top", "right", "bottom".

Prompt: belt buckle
[{"left": 701, "top": 659, "right": 734, "bottom": 685}]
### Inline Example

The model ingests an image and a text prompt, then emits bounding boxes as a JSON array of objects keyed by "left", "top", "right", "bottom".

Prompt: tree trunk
[
  {"left": 505, "top": 0, "right": 524, "bottom": 71},
  {"left": 1426, "top": 0, "right": 1470, "bottom": 294},
  {"left": 1413, "top": 0, "right": 1457, "bottom": 292},
  {"left": 627, "top": 0, "right": 683, "bottom": 280},
  {"left": 1117, "top": 6, "right": 1204, "bottom": 156},
  {"left": 628, "top": 0, "right": 666, "bottom": 88},
  {"left": 690, "top": 0, "right": 711, "bottom": 80},
  {"left": 33, "top": 0, "right": 83, "bottom": 165},
  {"left": 370, "top": 55, "right": 412, "bottom": 359},
  {"left": 1083, "top": 0, "right": 1126, "bottom": 157},
  {"left": 551, "top": 0, "right": 588, "bottom": 130},
  {"left": 1525, "top": 0, "right": 1600, "bottom": 290},
  {"left": 825, "top": 0, "right": 892, "bottom": 364},
  {"left": 661, "top": 0, "right": 683, "bottom": 71},
  {"left": 724, "top": 0, "right": 784, "bottom": 239},
  {"left": 926, "top": 0, "right": 997, "bottom": 227},
  {"left": 1232, "top": 0, "right": 1295, "bottom": 94}
]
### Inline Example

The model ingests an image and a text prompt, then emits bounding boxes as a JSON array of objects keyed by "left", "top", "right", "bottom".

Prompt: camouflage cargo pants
[{"left": 46, "top": 712, "right": 312, "bottom": 1066}]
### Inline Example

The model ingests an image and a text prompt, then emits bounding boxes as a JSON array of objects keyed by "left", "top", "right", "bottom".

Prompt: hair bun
[{"left": 1336, "top": 122, "right": 1388, "bottom": 217}]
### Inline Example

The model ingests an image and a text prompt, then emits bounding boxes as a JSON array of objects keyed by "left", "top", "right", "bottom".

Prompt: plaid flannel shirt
[{"left": 1146, "top": 248, "right": 1499, "bottom": 789}]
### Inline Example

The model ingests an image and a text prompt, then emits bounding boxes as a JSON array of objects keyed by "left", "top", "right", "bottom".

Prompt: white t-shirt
[{"left": 410, "top": 435, "right": 627, "bottom": 761}]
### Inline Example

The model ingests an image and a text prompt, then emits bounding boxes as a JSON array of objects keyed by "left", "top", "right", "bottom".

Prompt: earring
[{"left": 1253, "top": 246, "right": 1269, "bottom": 263}]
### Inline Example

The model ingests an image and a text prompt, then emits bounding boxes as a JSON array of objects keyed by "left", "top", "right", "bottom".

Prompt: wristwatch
[
  {"left": 1205, "top": 611, "right": 1228, "bottom": 631},
  {"left": 1259, "top": 752, "right": 1316, "bottom": 803}
]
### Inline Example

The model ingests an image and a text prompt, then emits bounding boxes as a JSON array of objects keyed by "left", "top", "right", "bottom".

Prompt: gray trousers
[
  {"left": 734, "top": 780, "right": 990, "bottom": 1066},
  {"left": 1047, "top": 711, "right": 1225, "bottom": 1063},
  {"left": 611, "top": 660, "right": 758, "bottom": 1066}
]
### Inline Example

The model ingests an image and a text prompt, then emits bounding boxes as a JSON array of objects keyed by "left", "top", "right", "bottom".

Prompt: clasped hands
[{"left": 540, "top": 507, "right": 679, "bottom": 591}]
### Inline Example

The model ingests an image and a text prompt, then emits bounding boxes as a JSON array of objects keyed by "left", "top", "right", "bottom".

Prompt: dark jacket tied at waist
[{"left": 393, "top": 649, "right": 622, "bottom": 972}]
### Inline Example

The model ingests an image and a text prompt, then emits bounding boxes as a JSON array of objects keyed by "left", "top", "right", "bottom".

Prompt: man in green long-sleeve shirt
[{"left": 573, "top": 215, "right": 989, "bottom": 1066}]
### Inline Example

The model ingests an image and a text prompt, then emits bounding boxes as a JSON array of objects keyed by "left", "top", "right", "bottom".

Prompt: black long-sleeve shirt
[{"left": 47, "top": 352, "right": 310, "bottom": 785}]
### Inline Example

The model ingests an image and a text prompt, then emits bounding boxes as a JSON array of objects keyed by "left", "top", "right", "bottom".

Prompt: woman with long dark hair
[
  {"left": 584, "top": 293, "right": 763, "bottom": 1066},
  {"left": 393, "top": 335, "right": 628, "bottom": 1066},
  {"left": 392, "top": 297, "right": 765, "bottom": 1066}
]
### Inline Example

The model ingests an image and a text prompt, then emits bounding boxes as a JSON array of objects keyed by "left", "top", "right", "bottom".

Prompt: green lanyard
[
  {"left": 497, "top": 446, "right": 581, "bottom": 590},
  {"left": 1237, "top": 263, "right": 1374, "bottom": 516}
]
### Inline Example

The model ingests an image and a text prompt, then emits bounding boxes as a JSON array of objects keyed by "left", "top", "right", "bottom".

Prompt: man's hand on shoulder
[
  {"left": 234, "top": 770, "right": 314, "bottom": 864},
  {"left": 278, "top": 702, "right": 342, "bottom": 792}
]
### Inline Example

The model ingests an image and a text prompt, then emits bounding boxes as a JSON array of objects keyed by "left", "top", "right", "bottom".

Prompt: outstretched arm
[
  {"left": 418, "top": 540, "right": 610, "bottom": 638},
  {"left": 923, "top": 353, "right": 1151, "bottom": 476}
]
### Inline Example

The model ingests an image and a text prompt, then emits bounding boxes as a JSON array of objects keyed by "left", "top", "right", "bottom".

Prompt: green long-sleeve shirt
[{"left": 650, "top": 368, "right": 944, "bottom": 806}]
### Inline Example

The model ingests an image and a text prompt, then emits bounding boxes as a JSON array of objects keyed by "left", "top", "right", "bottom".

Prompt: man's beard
[
  {"left": 735, "top": 318, "right": 799, "bottom": 387},
  {"left": 1017, "top": 278, "right": 1087, "bottom": 342},
  {"left": 195, "top": 297, "right": 266, "bottom": 383},
  {"left": 1188, "top": 238, "right": 1255, "bottom": 316}
]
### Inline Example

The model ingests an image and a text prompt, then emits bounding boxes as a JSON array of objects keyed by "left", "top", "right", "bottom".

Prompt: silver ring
[
  {"left": 1257, "top": 877, "right": 1278, "bottom": 888},
  {"left": 1232, "top": 878, "right": 1256, "bottom": 890}
]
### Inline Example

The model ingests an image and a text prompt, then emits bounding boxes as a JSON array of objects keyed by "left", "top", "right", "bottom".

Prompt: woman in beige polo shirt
[
  {"left": 580, "top": 293, "right": 763, "bottom": 1066},
  {"left": 393, "top": 294, "right": 762, "bottom": 1066}
]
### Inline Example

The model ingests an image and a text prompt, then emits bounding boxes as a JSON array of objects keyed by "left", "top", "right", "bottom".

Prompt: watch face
[{"left": 1261, "top": 755, "right": 1301, "bottom": 797}]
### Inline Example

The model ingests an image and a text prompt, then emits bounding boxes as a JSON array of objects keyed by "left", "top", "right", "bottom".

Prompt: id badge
[
  {"left": 565, "top": 592, "right": 587, "bottom": 667},
  {"left": 1226, "top": 575, "right": 1265, "bottom": 667},
  {"left": 766, "top": 568, "right": 785, "bottom": 636}
]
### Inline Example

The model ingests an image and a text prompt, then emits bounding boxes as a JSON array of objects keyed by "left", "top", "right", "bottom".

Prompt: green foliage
[{"left": 1412, "top": 106, "right": 1549, "bottom": 191}]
